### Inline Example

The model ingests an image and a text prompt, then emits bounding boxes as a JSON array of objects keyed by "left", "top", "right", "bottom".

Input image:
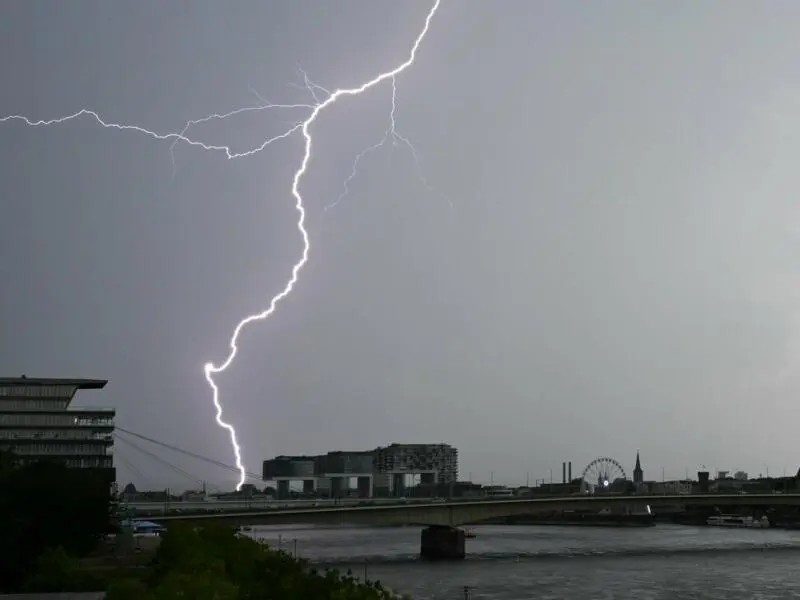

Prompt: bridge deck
[{"left": 148, "top": 493, "right": 800, "bottom": 528}]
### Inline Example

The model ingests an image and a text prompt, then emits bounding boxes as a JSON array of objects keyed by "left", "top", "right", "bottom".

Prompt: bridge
[
  {"left": 124, "top": 497, "right": 442, "bottom": 515},
  {"left": 111, "top": 430, "right": 800, "bottom": 558},
  {"left": 144, "top": 493, "right": 800, "bottom": 559},
  {"left": 152, "top": 493, "right": 800, "bottom": 527}
]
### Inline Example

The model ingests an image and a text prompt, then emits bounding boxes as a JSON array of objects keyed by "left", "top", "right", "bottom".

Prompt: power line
[
  {"left": 115, "top": 426, "right": 262, "bottom": 481},
  {"left": 114, "top": 433, "right": 202, "bottom": 486}
]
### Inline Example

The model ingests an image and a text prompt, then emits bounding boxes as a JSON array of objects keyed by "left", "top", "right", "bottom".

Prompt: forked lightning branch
[{"left": 0, "top": 1, "right": 442, "bottom": 490}]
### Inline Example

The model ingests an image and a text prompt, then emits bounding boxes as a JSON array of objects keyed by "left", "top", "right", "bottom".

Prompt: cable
[
  {"left": 114, "top": 433, "right": 202, "bottom": 486},
  {"left": 115, "top": 426, "right": 262, "bottom": 480},
  {"left": 115, "top": 452, "right": 148, "bottom": 485},
  {"left": 116, "top": 426, "right": 256, "bottom": 476},
  {"left": 115, "top": 433, "right": 200, "bottom": 484}
]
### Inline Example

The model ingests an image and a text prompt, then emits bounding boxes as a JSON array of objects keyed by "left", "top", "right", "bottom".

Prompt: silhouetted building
[
  {"left": 697, "top": 471, "right": 710, "bottom": 493},
  {"left": 633, "top": 451, "right": 643, "bottom": 484},
  {"left": 0, "top": 376, "right": 115, "bottom": 480}
]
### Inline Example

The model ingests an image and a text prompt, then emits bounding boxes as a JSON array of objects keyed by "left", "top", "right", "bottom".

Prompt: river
[{"left": 247, "top": 523, "right": 800, "bottom": 599}]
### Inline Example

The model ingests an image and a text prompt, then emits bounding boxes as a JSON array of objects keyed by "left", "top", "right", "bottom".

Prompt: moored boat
[{"left": 706, "top": 515, "right": 769, "bottom": 528}]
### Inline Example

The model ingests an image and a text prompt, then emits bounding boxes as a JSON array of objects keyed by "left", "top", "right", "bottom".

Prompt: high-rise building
[
  {"left": 0, "top": 376, "right": 115, "bottom": 480},
  {"left": 373, "top": 443, "right": 459, "bottom": 484},
  {"left": 633, "top": 451, "right": 643, "bottom": 484}
]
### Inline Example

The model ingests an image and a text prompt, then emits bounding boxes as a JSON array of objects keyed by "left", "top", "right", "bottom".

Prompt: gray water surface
[{"left": 249, "top": 524, "right": 800, "bottom": 599}]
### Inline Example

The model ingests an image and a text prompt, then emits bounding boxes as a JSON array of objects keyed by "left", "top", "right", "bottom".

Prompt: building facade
[
  {"left": 373, "top": 443, "right": 459, "bottom": 484},
  {"left": 262, "top": 442, "right": 459, "bottom": 498},
  {"left": 0, "top": 376, "right": 115, "bottom": 480}
]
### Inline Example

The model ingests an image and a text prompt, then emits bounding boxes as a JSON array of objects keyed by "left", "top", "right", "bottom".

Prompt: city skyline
[{"left": 3, "top": 1, "right": 800, "bottom": 489}]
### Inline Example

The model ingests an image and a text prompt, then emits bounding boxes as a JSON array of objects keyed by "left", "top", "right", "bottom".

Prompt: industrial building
[
  {"left": 0, "top": 376, "right": 115, "bottom": 480},
  {"left": 262, "top": 442, "right": 458, "bottom": 499}
]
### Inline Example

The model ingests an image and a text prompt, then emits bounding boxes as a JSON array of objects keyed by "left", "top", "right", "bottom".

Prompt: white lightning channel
[
  {"left": 205, "top": 0, "right": 442, "bottom": 489},
  {"left": 327, "top": 74, "right": 445, "bottom": 212},
  {"left": 0, "top": 0, "right": 442, "bottom": 490}
]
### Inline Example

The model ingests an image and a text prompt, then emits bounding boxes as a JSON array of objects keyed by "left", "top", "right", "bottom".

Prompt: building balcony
[
  {"left": 0, "top": 430, "right": 113, "bottom": 442},
  {"left": 6, "top": 444, "right": 114, "bottom": 457},
  {"left": 0, "top": 414, "right": 115, "bottom": 428}
]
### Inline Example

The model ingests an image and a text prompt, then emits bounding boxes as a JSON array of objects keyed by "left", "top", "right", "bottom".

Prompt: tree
[
  {"left": 107, "top": 523, "right": 410, "bottom": 600},
  {"left": 0, "top": 451, "right": 116, "bottom": 592},
  {"left": 21, "top": 546, "right": 97, "bottom": 593}
]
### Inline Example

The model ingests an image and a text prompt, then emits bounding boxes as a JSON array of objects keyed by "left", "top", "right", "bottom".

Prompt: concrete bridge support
[{"left": 420, "top": 525, "right": 465, "bottom": 560}]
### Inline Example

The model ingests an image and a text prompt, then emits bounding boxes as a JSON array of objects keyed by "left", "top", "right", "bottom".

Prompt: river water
[{"left": 248, "top": 524, "right": 800, "bottom": 599}]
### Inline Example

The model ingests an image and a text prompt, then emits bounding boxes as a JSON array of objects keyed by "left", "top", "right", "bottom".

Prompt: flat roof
[{"left": 0, "top": 377, "right": 108, "bottom": 390}]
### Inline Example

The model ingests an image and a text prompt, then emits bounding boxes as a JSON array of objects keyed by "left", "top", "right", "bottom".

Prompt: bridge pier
[{"left": 420, "top": 525, "right": 465, "bottom": 560}]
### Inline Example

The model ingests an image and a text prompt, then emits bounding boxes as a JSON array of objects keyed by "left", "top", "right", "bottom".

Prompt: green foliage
[
  {"left": 21, "top": 546, "right": 99, "bottom": 593},
  {"left": 0, "top": 450, "right": 116, "bottom": 592},
  {"left": 101, "top": 578, "right": 151, "bottom": 600},
  {"left": 106, "top": 523, "right": 409, "bottom": 600}
]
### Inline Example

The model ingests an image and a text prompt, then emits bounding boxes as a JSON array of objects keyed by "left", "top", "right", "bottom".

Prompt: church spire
[{"left": 633, "top": 451, "right": 643, "bottom": 484}]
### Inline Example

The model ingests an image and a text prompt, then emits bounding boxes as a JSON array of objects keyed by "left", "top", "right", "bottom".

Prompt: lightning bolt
[
  {"left": 0, "top": 1, "right": 442, "bottom": 490},
  {"left": 205, "top": 0, "right": 442, "bottom": 489},
  {"left": 327, "top": 74, "right": 445, "bottom": 212}
]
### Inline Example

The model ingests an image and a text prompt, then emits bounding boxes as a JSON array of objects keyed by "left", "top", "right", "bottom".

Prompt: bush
[
  {"left": 21, "top": 547, "right": 100, "bottom": 593},
  {"left": 107, "top": 523, "right": 410, "bottom": 600}
]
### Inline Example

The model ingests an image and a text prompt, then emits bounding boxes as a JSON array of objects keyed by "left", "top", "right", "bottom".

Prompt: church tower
[{"left": 633, "top": 451, "right": 643, "bottom": 484}]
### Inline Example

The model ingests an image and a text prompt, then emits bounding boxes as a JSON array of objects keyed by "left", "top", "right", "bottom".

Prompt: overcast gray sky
[{"left": 2, "top": 0, "right": 800, "bottom": 491}]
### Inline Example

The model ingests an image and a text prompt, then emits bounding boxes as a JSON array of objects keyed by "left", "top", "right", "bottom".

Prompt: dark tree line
[
  {"left": 0, "top": 450, "right": 116, "bottom": 592},
  {"left": 105, "top": 523, "right": 410, "bottom": 600}
]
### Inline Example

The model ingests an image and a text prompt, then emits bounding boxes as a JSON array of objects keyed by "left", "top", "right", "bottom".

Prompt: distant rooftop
[{"left": 0, "top": 377, "right": 108, "bottom": 390}]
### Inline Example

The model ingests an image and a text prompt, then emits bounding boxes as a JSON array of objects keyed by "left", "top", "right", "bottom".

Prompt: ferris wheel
[{"left": 580, "top": 457, "right": 627, "bottom": 493}]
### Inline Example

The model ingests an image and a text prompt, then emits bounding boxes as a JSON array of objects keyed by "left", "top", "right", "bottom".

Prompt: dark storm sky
[{"left": 2, "top": 1, "right": 800, "bottom": 490}]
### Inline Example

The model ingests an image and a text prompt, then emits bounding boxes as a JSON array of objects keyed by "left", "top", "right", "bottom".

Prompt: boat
[
  {"left": 119, "top": 519, "right": 167, "bottom": 536},
  {"left": 464, "top": 527, "right": 477, "bottom": 538},
  {"left": 706, "top": 515, "right": 770, "bottom": 528}
]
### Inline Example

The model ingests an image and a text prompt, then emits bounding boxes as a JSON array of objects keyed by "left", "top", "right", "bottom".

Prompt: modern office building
[
  {"left": 374, "top": 443, "right": 459, "bottom": 493},
  {"left": 263, "top": 450, "right": 375, "bottom": 498},
  {"left": 263, "top": 442, "right": 459, "bottom": 498},
  {"left": 0, "top": 376, "right": 115, "bottom": 480},
  {"left": 262, "top": 455, "right": 318, "bottom": 496}
]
